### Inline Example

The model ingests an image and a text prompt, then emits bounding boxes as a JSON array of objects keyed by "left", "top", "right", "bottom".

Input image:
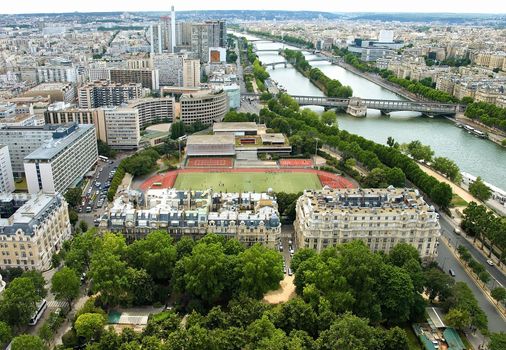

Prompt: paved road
[
  {"left": 437, "top": 238, "right": 506, "bottom": 332},
  {"left": 439, "top": 214, "right": 506, "bottom": 289}
]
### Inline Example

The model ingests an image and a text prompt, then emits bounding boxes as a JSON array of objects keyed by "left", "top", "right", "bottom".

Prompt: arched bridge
[{"left": 242, "top": 94, "right": 465, "bottom": 116}]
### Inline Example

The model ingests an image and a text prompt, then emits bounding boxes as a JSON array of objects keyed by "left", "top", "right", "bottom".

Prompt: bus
[
  {"left": 29, "top": 299, "right": 47, "bottom": 325},
  {"left": 98, "top": 155, "right": 109, "bottom": 161}
]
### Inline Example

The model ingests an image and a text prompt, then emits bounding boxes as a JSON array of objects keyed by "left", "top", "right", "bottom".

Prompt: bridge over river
[{"left": 242, "top": 93, "right": 464, "bottom": 116}]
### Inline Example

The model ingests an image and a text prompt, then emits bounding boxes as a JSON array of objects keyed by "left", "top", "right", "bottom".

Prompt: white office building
[
  {"left": 0, "top": 145, "right": 14, "bottom": 193},
  {"left": 100, "top": 107, "right": 140, "bottom": 150},
  {"left": 24, "top": 124, "right": 97, "bottom": 194}
]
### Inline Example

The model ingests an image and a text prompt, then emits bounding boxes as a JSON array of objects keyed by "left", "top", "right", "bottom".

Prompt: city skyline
[{"left": 1, "top": 0, "right": 506, "bottom": 15}]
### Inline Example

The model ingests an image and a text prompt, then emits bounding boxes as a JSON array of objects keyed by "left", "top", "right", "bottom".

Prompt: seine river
[{"left": 238, "top": 33, "right": 506, "bottom": 190}]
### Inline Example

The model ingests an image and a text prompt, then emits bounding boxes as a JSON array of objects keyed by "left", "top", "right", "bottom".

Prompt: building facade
[
  {"left": 180, "top": 90, "right": 228, "bottom": 125},
  {"left": 24, "top": 124, "right": 98, "bottom": 194},
  {"left": 294, "top": 188, "right": 440, "bottom": 260},
  {"left": 0, "top": 145, "right": 14, "bottom": 193},
  {"left": 109, "top": 68, "right": 160, "bottom": 90},
  {"left": 78, "top": 81, "right": 143, "bottom": 108},
  {"left": 23, "top": 82, "right": 76, "bottom": 104},
  {"left": 100, "top": 107, "right": 140, "bottom": 150},
  {"left": 0, "top": 125, "right": 58, "bottom": 176},
  {"left": 102, "top": 188, "right": 281, "bottom": 248},
  {"left": 0, "top": 192, "right": 71, "bottom": 270}
]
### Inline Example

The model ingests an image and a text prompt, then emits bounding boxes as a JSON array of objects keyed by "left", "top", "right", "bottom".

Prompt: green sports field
[{"left": 174, "top": 172, "right": 322, "bottom": 193}]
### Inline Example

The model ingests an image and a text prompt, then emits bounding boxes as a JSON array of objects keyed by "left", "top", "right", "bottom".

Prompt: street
[{"left": 437, "top": 237, "right": 506, "bottom": 332}]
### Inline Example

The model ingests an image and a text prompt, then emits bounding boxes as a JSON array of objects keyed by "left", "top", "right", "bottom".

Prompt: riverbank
[{"left": 453, "top": 114, "right": 506, "bottom": 148}]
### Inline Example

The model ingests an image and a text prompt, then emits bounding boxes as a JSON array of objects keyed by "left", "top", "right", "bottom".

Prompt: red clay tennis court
[
  {"left": 187, "top": 157, "right": 234, "bottom": 168},
  {"left": 279, "top": 159, "right": 313, "bottom": 168},
  {"left": 318, "top": 174, "right": 354, "bottom": 189}
]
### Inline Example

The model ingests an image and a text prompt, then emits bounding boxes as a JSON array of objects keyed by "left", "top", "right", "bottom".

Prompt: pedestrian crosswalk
[{"left": 47, "top": 300, "right": 67, "bottom": 309}]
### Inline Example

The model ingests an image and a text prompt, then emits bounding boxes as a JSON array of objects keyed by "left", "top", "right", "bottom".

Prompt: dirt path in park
[
  {"left": 263, "top": 275, "right": 296, "bottom": 304},
  {"left": 416, "top": 163, "right": 477, "bottom": 203}
]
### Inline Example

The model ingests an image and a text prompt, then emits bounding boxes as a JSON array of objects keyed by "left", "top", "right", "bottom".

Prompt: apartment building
[
  {"left": 78, "top": 81, "right": 143, "bottom": 108},
  {"left": 0, "top": 192, "right": 71, "bottom": 270},
  {"left": 180, "top": 90, "right": 228, "bottom": 125},
  {"left": 183, "top": 59, "right": 201, "bottom": 88},
  {"left": 99, "top": 107, "right": 140, "bottom": 150},
  {"left": 23, "top": 82, "right": 75, "bottom": 104},
  {"left": 109, "top": 68, "right": 160, "bottom": 90},
  {"left": 151, "top": 53, "right": 185, "bottom": 86},
  {"left": 294, "top": 188, "right": 441, "bottom": 260},
  {"left": 36, "top": 66, "right": 78, "bottom": 84},
  {"left": 102, "top": 188, "right": 281, "bottom": 248},
  {"left": 24, "top": 123, "right": 98, "bottom": 194},
  {"left": 0, "top": 145, "right": 14, "bottom": 193},
  {"left": 128, "top": 97, "right": 175, "bottom": 128},
  {"left": 191, "top": 24, "right": 210, "bottom": 63}
]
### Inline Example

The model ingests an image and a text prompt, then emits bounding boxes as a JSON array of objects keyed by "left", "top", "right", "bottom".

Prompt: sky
[{"left": 1, "top": 0, "right": 506, "bottom": 14}]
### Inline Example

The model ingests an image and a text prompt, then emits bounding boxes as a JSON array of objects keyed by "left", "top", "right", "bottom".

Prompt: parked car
[
  {"left": 288, "top": 268, "right": 293, "bottom": 276},
  {"left": 487, "top": 259, "right": 494, "bottom": 266},
  {"left": 449, "top": 269, "right": 456, "bottom": 277}
]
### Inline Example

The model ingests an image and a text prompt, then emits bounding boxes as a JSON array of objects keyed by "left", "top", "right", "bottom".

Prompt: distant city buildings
[{"left": 294, "top": 187, "right": 441, "bottom": 260}]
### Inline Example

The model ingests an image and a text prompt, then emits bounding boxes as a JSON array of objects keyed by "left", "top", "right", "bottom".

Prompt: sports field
[{"left": 173, "top": 171, "right": 322, "bottom": 193}]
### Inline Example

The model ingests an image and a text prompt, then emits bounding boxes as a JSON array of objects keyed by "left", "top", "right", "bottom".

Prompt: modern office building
[
  {"left": 294, "top": 187, "right": 441, "bottom": 260},
  {"left": 152, "top": 53, "right": 185, "bottom": 86},
  {"left": 0, "top": 125, "right": 60, "bottom": 177},
  {"left": 23, "top": 82, "right": 76, "bottom": 104},
  {"left": 205, "top": 20, "right": 227, "bottom": 48},
  {"left": 191, "top": 24, "right": 210, "bottom": 63},
  {"left": 24, "top": 123, "right": 98, "bottom": 194},
  {"left": 100, "top": 107, "right": 140, "bottom": 150},
  {"left": 0, "top": 192, "right": 71, "bottom": 271},
  {"left": 183, "top": 59, "right": 201, "bottom": 88},
  {"left": 0, "top": 145, "right": 14, "bottom": 193},
  {"left": 102, "top": 188, "right": 281, "bottom": 247},
  {"left": 109, "top": 68, "right": 160, "bottom": 90},
  {"left": 180, "top": 89, "right": 228, "bottom": 125},
  {"left": 78, "top": 81, "right": 143, "bottom": 108}
]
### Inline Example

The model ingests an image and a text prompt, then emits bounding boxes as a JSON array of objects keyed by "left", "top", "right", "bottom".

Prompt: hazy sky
[{"left": 2, "top": 0, "right": 506, "bottom": 14}]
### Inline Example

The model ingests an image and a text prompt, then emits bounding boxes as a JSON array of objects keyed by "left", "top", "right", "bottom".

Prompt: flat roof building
[
  {"left": 0, "top": 192, "right": 71, "bottom": 270},
  {"left": 23, "top": 82, "right": 76, "bottom": 104},
  {"left": 294, "top": 187, "right": 440, "bottom": 260},
  {"left": 24, "top": 123, "right": 98, "bottom": 194},
  {"left": 0, "top": 145, "right": 14, "bottom": 193},
  {"left": 186, "top": 134, "right": 235, "bottom": 157},
  {"left": 78, "top": 81, "right": 143, "bottom": 109},
  {"left": 180, "top": 89, "right": 228, "bottom": 125}
]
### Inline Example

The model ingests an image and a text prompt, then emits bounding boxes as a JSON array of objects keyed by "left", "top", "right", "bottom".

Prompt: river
[{"left": 237, "top": 33, "right": 506, "bottom": 190}]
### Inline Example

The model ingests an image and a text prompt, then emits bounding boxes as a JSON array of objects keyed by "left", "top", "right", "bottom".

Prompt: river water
[{"left": 237, "top": 33, "right": 506, "bottom": 190}]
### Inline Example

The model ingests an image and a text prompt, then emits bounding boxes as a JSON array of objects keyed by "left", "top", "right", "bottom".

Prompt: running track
[{"left": 140, "top": 168, "right": 355, "bottom": 191}]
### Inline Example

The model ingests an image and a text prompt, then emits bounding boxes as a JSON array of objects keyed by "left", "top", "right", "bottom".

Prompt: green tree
[
  {"left": 89, "top": 250, "right": 127, "bottom": 306},
  {"left": 10, "top": 335, "right": 47, "bottom": 350},
  {"left": 389, "top": 243, "right": 420, "bottom": 267},
  {"left": 379, "top": 264, "right": 415, "bottom": 325},
  {"left": 432, "top": 157, "right": 461, "bottom": 182},
  {"left": 406, "top": 140, "right": 434, "bottom": 162},
  {"left": 79, "top": 220, "right": 89, "bottom": 233},
  {"left": 383, "top": 327, "right": 409, "bottom": 350},
  {"left": 175, "top": 237, "right": 196, "bottom": 260},
  {"left": 491, "top": 287, "right": 506, "bottom": 305},
  {"left": 236, "top": 244, "right": 284, "bottom": 299},
  {"left": 469, "top": 176, "right": 492, "bottom": 202},
  {"left": 125, "top": 268, "right": 155, "bottom": 306},
  {"left": 64, "top": 230, "right": 99, "bottom": 273},
  {"left": 75, "top": 313, "right": 106, "bottom": 342},
  {"left": 22, "top": 270, "right": 47, "bottom": 299},
  {"left": 0, "top": 277, "right": 40, "bottom": 328},
  {"left": 126, "top": 230, "right": 177, "bottom": 283},
  {"left": 445, "top": 308, "right": 471, "bottom": 330},
  {"left": 64, "top": 187, "right": 82, "bottom": 208},
  {"left": 490, "top": 332, "right": 506, "bottom": 350},
  {"left": 97, "top": 140, "right": 116, "bottom": 158},
  {"left": 0, "top": 321, "right": 12, "bottom": 345},
  {"left": 321, "top": 110, "right": 337, "bottom": 126},
  {"left": 430, "top": 182, "right": 453, "bottom": 209},
  {"left": 170, "top": 121, "right": 186, "bottom": 140},
  {"left": 290, "top": 248, "right": 317, "bottom": 273},
  {"left": 51, "top": 267, "right": 80, "bottom": 309},
  {"left": 423, "top": 268, "right": 455, "bottom": 302},
  {"left": 316, "top": 313, "right": 382, "bottom": 350}
]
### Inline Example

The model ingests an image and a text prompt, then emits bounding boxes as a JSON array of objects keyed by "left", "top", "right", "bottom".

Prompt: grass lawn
[
  {"left": 451, "top": 193, "right": 468, "bottom": 207},
  {"left": 174, "top": 172, "right": 322, "bottom": 193}
]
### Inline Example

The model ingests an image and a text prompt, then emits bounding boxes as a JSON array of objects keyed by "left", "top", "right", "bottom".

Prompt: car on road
[
  {"left": 288, "top": 268, "right": 293, "bottom": 276},
  {"left": 487, "top": 259, "right": 494, "bottom": 266},
  {"left": 449, "top": 269, "right": 456, "bottom": 277},
  {"left": 279, "top": 245, "right": 283, "bottom": 252},
  {"left": 454, "top": 228, "right": 461, "bottom": 235}
]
